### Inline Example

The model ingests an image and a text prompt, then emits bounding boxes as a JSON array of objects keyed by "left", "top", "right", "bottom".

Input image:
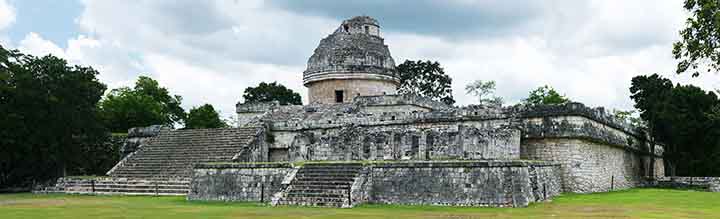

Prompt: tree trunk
[{"left": 648, "top": 123, "right": 655, "bottom": 182}]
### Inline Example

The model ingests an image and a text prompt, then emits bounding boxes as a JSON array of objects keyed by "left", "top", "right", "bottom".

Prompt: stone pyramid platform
[{"left": 108, "top": 127, "right": 262, "bottom": 178}]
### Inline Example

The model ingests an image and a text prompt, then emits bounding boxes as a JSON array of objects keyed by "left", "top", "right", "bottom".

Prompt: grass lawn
[{"left": 0, "top": 189, "right": 718, "bottom": 219}]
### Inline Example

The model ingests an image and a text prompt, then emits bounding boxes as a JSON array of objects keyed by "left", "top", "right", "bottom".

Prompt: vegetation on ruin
[
  {"left": 1, "top": 189, "right": 718, "bottom": 218},
  {"left": 465, "top": 80, "right": 503, "bottom": 106},
  {"left": 242, "top": 81, "right": 302, "bottom": 105},
  {"left": 396, "top": 60, "right": 455, "bottom": 105},
  {"left": 522, "top": 85, "right": 571, "bottom": 105}
]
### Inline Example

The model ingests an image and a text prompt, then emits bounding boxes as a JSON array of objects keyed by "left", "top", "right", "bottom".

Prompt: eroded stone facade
[{"left": 138, "top": 15, "right": 668, "bottom": 207}]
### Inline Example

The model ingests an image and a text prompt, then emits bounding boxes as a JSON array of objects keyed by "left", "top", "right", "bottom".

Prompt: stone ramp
[
  {"left": 38, "top": 177, "right": 190, "bottom": 196},
  {"left": 108, "top": 127, "right": 262, "bottom": 178},
  {"left": 274, "top": 163, "right": 363, "bottom": 207}
]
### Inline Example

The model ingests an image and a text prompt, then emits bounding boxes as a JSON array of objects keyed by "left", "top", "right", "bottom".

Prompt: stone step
[
  {"left": 290, "top": 181, "right": 355, "bottom": 186},
  {"left": 294, "top": 176, "right": 356, "bottom": 182},
  {"left": 135, "top": 148, "right": 242, "bottom": 153},
  {"left": 93, "top": 184, "right": 188, "bottom": 189},
  {"left": 290, "top": 184, "right": 351, "bottom": 190},
  {"left": 64, "top": 182, "right": 189, "bottom": 187},
  {"left": 94, "top": 187, "right": 187, "bottom": 192},
  {"left": 287, "top": 189, "right": 350, "bottom": 195},
  {"left": 278, "top": 197, "right": 347, "bottom": 207},
  {"left": 295, "top": 173, "right": 358, "bottom": 177}
]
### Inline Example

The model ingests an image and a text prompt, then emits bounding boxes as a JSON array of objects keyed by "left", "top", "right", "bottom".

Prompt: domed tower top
[
  {"left": 303, "top": 16, "right": 398, "bottom": 104},
  {"left": 339, "top": 16, "right": 381, "bottom": 37}
]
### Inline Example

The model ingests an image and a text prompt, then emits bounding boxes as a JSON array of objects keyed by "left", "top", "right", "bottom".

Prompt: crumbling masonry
[{"left": 49, "top": 16, "right": 667, "bottom": 208}]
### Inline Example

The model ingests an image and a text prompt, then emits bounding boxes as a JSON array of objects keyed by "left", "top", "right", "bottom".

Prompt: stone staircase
[
  {"left": 108, "top": 127, "right": 261, "bottom": 178},
  {"left": 40, "top": 177, "right": 190, "bottom": 196},
  {"left": 274, "top": 163, "right": 364, "bottom": 207}
]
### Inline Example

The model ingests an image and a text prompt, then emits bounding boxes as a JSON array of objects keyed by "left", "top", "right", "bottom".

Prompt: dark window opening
[
  {"left": 411, "top": 135, "right": 420, "bottom": 157},
  {"left": 343, "top": 24, "right": 349, "bottom": 32},
  {"left": 364, "top": 26, "right": 369, "bottom": 34},
  {"left": 335, "top": 90, "right": 344, "bottom": 103}
]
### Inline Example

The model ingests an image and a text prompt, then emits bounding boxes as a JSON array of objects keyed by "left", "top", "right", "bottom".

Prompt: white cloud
[
  {"left": 18, "top": 32, "right": 66, "bottom": 57},
  {"left": 17, "top": 32, "right": 146, "bottom": 90},
  {"left": 14, "top": 0, "right": 717, "bottom": 122},
  {"left": 0, "top": 0, "right": 15, "bottom": 30},
  {"left": 384, "top": 0, "right": 719, "bottom": 110}
]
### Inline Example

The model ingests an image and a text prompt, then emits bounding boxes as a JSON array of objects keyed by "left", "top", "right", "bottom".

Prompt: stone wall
[
  {"left": 658, "top": 177, "right": 720, "bottom": 192},
  {"left": 281, "top": 123, "right": 520, "bottom": 162},
  {"left": 236, "top": 101, "right": 280, "bottom": 127},
  {"left": 188, "top": 161, "right": 563, "bottom": 207},
  {"left": 366, "top": 161, "right": 562, "bottom": 207},
  {"left": 119, "top": 125, "right": 164, "bottom": 159},
  {"left": 521, "top": 138, "right": 648, "bottom": 193},
  {"left": 307, "top": 79, "right": 398, "bottom": 104},
  {"left": 188, "top": 163, "right": 293, "bottom": 202}
]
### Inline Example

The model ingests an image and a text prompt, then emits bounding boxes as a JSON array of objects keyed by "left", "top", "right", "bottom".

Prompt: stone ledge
[
  {"left": 195, "top": 160, "right": 560, "bottom": 170},
  {"left": 512, "top": 102, "right": 637, "bottom": 137},
  {"left": 195, "top": 162, "right": 293, "bottom": 169},
  {"left": 369, "top": 160, "right": 559, "bottom": 168}
]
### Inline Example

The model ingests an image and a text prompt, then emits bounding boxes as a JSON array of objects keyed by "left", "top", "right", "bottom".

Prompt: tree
[
  {"left": 523, "top": 85, "right": 570, "bottom": 105},
  {"left": 663, "top": 84, "right": 719, "bottom": 176},
  {"left": 630, "top": 74, "right": 673, "bottom": 179},
  {"left": 134, "top": 76, "right": 186, "bottom": 124},
  {"left": 185, "top": 104, "right": 228, "bottom": 129},
  {"left": 242, "top": 82, "right": 301, "bottom": 105},
  {"left": 465, "top": 80, "right": 503, "bottom": 106},
  {"left": 0, "top": 46, "right": 108, "bottom": 188},
  {"left": 396, "top": 60, "right": 455, "bottom": 105},
  {"left": 630, "top": 73, "right": 720, "bottom": 177},
  {"left": 673, "top": 0, "right": 720, "bottom": 76},
  {"left": 99, "top": 76, "right": 186, "bottom": 132}
]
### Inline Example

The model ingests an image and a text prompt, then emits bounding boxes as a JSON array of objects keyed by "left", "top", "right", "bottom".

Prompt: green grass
[{"left": 1, "top": 189, "right": 718, "bottom": 219}]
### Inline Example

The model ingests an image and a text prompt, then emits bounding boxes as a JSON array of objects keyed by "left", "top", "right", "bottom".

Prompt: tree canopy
[
  {"left": 522, "top": 85, "right": 570, "bottom": 105},
  {"left": 396, "top": 60, "right": 455, "bottom": 105},
  {"left": 0, "top": 46, "right": 110, "bottom": 188},
  {"left": 465, "top": 80, "right": 503, "bottom": 106},
  {"left": 99, "top": 76, "right": 186, "bottom": 132},
  {"left": 185, "top": 104, "right": 227, "bottom": 129},
  {"left": 630, "top": 73, "right": 720, "bottom": 176},
  {"left": 673, "top": 0, "right": 720, "bottom": 76},
  {"left": 242, "top": 82, "right": 302, "bottom": 105}
]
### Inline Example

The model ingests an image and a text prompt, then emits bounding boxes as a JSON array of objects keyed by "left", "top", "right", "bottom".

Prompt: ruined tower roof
[
  {"left": 303, "top": 16, "right": 398, "bottom": 86},
  {"left": 341, "top": 16, "right": 379, "bottom": 28}
]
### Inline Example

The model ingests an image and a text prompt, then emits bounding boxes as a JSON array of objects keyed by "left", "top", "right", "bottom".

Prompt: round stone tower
[{"left": 304, "top": 16, "right": 398, "bottom": 104}]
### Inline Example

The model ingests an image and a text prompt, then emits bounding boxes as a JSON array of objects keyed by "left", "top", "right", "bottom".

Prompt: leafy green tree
[
  {"left": 465, "top": 80, "right": 503, "bottom": 106},
  {"left": 99, "top": 76, "right": 186, "bottom": 133},
  {"left": 630, "top": 74, "right": 673, "bottom": 179},
  {"left": 523, "top": 85, "right": 570, "bottom": 105},
  {"left": 630, "top": 73, "right": 720, "bottom": 177},
  {"left": 185, "top": 104, "right": 228, "bottom": 129},
  {"left": 673, "top": 0, "right": 720, "bottom": 76},
  {"left": 134, "top": 76, "right": 185, "bottom": 124},
  {"left": 0, "top": 46, "right": 108, "bottom": 187},
  {"left": 663, "top": 84, "right": 719, "bottom": 176},
  {"left": 242, "top": 82, "right": 301, "bottom": 105},
  {"left": 396, "top": 60, "right": 455, "bottom": 105}
]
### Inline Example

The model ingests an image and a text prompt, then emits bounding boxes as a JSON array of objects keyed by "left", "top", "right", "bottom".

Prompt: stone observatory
[
  {"left": 304, "top": 16, "right": 399, "bottom": 104},
  {"left": 48, "top": 15, "right": 667, "bottom": 209}
]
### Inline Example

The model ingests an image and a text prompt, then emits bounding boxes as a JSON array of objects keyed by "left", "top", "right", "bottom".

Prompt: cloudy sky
[{"left": 1, "top": 0, "right": 718, "bottom": 119}]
